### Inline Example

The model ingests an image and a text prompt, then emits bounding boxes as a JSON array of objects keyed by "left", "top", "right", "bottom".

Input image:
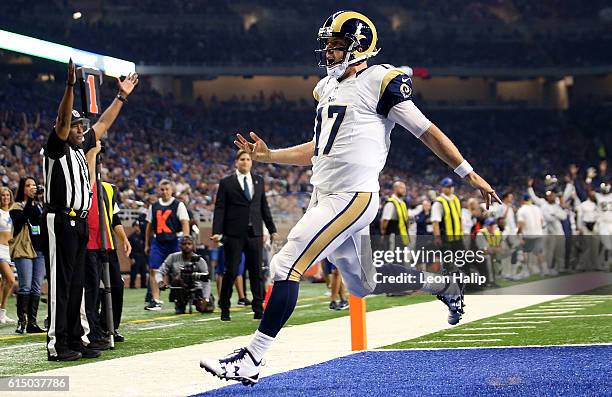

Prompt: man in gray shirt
[{"left": 157, "top": 236, "right": 212, "bottom": 314}]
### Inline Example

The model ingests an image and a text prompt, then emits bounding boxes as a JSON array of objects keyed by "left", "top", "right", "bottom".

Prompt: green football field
[
  {"left": 1, "top": 278, "right": 610, "bottom": 377},
  {"left": 384, "top": 285, "right": 612, "bottom": 349},
  {"left": 0, "top": 282, "right": 434, "bottom": 376}
]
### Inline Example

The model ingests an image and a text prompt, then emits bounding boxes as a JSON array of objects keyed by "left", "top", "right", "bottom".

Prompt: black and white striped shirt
[{"left": 43, "top": 127, "right": 96, "bottom": 211}]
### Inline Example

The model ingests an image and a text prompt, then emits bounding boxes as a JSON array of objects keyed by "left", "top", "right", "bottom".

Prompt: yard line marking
[
  {"left": 295, "top": 304, "right": 314, "bottom": 309},
  {"left": 514, "top": 311, "right": 576, "bottom": 315},
  {"left": 542, "top": 304, "right": 595, "bottom": 307},
  {"left": 525, "top": 308, "right": 584, "bottom": 312},
  {"left": 416, "top": 339, "right": 502, "bottom": 344},
  {"left": 465, "top": 326, "right": 536, "bottom": 330},
  {"left": 557, "top": 300, "right": 604, "bottom": 304},
  {"left": 554, "top": 301, "right": 606, "bottom": 305},
  {"left": 195, "top": 317, "right": 219, "bottom": 323},
  {"left": 483, "top": 321, "right": 550, "bottom": 325},
  {"left": 447, "top": 332, "right": 517, "bottom": 336},
  {"left": 0, "top": 342, "right": 41, "bottom": 351},
  {"left": 500, "top": 314, "right": 612, "bottom": 319},
  {"left": 138, "top": 323, "right": 184, "bottom": 330}
]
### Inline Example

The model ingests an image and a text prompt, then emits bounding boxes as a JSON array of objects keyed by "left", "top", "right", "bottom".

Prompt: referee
[{"left": 42, "top": 60, "right": 138, "bottom": 361}]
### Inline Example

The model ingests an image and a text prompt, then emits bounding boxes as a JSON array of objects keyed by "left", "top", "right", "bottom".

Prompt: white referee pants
[{"left": 270, "top": 190, "right": 379, "bottom": 297}]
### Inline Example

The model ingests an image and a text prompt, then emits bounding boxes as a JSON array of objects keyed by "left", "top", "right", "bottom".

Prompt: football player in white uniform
[{"left": 201, "top": 10, "right": 501, "bottom": 386}]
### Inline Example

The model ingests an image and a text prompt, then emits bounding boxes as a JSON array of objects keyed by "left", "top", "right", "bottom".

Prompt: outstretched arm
[
  {"left": 55, "top": 59, "right": 77, "bottom": 141},
  {"left": 419, "top": 124, "right": 501, "bottom": 208},
  {"left": 92, "top": 72, "right": 139, "bottom": 140},
  {"left": 234, "top": 132, "right": 314, "bottom": 166}
]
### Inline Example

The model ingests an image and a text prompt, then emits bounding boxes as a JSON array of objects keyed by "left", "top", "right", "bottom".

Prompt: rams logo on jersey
[{"left": 400, "top": 82, "right": 412, "bottom": 99}]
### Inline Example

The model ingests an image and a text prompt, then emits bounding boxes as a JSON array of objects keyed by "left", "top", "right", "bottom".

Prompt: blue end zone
[{"left": 193, "top": 345, "right": 611, "bottom": 397}]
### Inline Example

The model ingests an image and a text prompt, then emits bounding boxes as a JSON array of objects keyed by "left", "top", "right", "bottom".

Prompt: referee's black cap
[{"left": 70, "top": 109, "right": 89, "bottom": 126}]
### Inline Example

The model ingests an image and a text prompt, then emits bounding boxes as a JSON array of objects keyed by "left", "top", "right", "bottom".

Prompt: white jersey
[
  {"left": 310, "top": 64, "right": 432, "bottom": 193},
  {"left": 517, "top": 203, "right": 544, "bottom": 236},
  {"left": 596, "top": 192, "right": 612, "bottom": 223}
]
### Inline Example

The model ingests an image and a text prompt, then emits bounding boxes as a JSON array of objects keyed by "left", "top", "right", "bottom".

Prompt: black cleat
[
  {"left": 48, "top": 349, "right": 82, "bottom": 362},
  {"left": 435, "top": 273, "right": 466, "bottom": 325}
]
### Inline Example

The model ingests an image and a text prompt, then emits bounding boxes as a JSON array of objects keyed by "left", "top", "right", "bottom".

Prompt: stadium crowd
[
  {"left": 1, "top": 74, "right": 610, "bottom": 220},
  {"left": 0, "top": 73, "right": 609, "bottom": 293},
  {"left": 1, "top": 0, "right": 612, "bottom": 67}
]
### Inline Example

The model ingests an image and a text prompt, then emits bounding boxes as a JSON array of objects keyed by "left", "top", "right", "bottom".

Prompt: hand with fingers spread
[
  {"left": 465, "top": 171, "right": 502, "bottom": 209},
  {"left": 234, "top": 132, "right": 272, "bottom": 162},
  {"left": 117, "top": 72, "right": 139, "bottom": 97}
]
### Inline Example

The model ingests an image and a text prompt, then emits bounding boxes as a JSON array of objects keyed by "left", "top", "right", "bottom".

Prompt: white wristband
[{"left": 454, "top": 160, "right": 473, "bottom": 178}]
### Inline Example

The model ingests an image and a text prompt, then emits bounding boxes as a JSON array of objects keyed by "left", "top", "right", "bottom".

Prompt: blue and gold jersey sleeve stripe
[
  {"left": 377, "top": 69, "right": 413, "bottom": 117},
  {"left": 287, "top": 192, "right": 372, "bottom": 282}
]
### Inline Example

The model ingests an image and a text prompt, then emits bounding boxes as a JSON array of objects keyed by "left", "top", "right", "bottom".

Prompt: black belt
[{"left": 45, "top": 206, "right": 89, "bottom": 219}]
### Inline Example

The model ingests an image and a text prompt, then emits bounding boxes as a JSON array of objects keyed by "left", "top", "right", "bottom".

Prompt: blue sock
[{"left": 258, "top": 280, "right": 299, "bottom": 338}]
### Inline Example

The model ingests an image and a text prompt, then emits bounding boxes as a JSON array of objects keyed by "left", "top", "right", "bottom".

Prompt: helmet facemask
[{"left": 316, "top": 34, "right": 359, "bottom": 79}]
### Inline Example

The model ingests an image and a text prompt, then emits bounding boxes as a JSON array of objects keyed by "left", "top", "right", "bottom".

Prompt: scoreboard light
[{"left": 0, "top": 29, "right": 135, "bottom": 77}]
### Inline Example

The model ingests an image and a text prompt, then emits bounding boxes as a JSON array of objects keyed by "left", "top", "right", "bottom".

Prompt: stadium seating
[{"left": 1, "top": 1, "right": 612, "bottom": 67}]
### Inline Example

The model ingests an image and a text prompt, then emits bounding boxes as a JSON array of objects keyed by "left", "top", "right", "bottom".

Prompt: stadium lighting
[
  {"left": 0, "top": 29, "right": 135, "bottom": 77},
  {"left": 73, "top": 12, "right": 83, "bottom": 20}
]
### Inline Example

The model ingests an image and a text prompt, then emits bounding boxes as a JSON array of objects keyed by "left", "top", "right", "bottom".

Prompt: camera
[
  {"left": 179, "top": 254, "right": 210, "bottom": 287},
  {"left": 36, "top": 185, "right": 45, "bottom": 195}
]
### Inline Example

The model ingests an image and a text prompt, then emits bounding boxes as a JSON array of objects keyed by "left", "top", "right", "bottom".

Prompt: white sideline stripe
[
  {"left": 379, "top": 342, "right": 612, "bottom": 352},
  {"left": 501, "top": 314, "right": 612, "bottom": 319},
  {"left": 447, "top": 332, "right": 517, "bottom": 336},
  {"left": 0, "top": 343, "right": 41, "bottom": 351},
  {"left": 295, "top": 304, "right": 314, "bottom": 309},
  {"left": 483, "top": 321, "right": 550, "bottom": 325},
  {"left": 465, "top": 326, "right": 536, "bottom": 330},
  {"left": 514, "top": 311, "right": 576, "bottom": 315},
  {"left": 417, "top": 339, "right": 503, "bottom": 344},
  {"left": 139, "top": 323, "right": 184, "bottom": 331},
  {"left": 542, "top": 304, "right": 595, "bottom": 307}
]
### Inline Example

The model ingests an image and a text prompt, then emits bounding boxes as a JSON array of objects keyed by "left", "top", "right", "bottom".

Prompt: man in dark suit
[{"left": 211, "top": 150, "right": 277, "bottom": 321}]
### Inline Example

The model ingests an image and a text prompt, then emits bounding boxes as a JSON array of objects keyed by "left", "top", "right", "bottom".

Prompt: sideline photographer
[{"left": 157, "top": 236, "right": 213, "bottom": 314}]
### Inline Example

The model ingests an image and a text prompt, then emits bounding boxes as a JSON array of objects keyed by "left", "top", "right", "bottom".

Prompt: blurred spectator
[{"left": 10, "top": 177, "right": 45, "bottom": 334}]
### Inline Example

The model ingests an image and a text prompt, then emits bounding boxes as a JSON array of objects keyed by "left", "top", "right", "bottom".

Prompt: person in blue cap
[{"left": 431, "top": 177, "right": 463, "bottom": 247}]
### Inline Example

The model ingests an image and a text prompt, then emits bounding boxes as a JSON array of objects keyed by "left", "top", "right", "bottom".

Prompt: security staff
[
  {"left": 432, "top": 177, "right": 463, "bottom": 245},
  {"left": 431, "top": 177, "right": 464, "bottom": 274},
  {"left": 380, "top": 181, "right": 411, "bottom": 246},
  {"left": 41, "top": 60, "right": 137, "bottom": 361},
  {"left": 144, "top": 179, "right": 190, "bottom": 311}
]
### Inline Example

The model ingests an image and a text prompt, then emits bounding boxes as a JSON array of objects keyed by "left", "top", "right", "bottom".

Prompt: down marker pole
[{"left": 349, "top": 294, "right": 367, "bottom": 350}]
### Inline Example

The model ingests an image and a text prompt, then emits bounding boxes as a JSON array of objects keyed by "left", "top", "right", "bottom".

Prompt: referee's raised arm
[
  {"left": 91, "top": 72, "right": 139, "bottom": 141},
  {"left": 54, "top": 59, "right": 77, "bottom": 141}
]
